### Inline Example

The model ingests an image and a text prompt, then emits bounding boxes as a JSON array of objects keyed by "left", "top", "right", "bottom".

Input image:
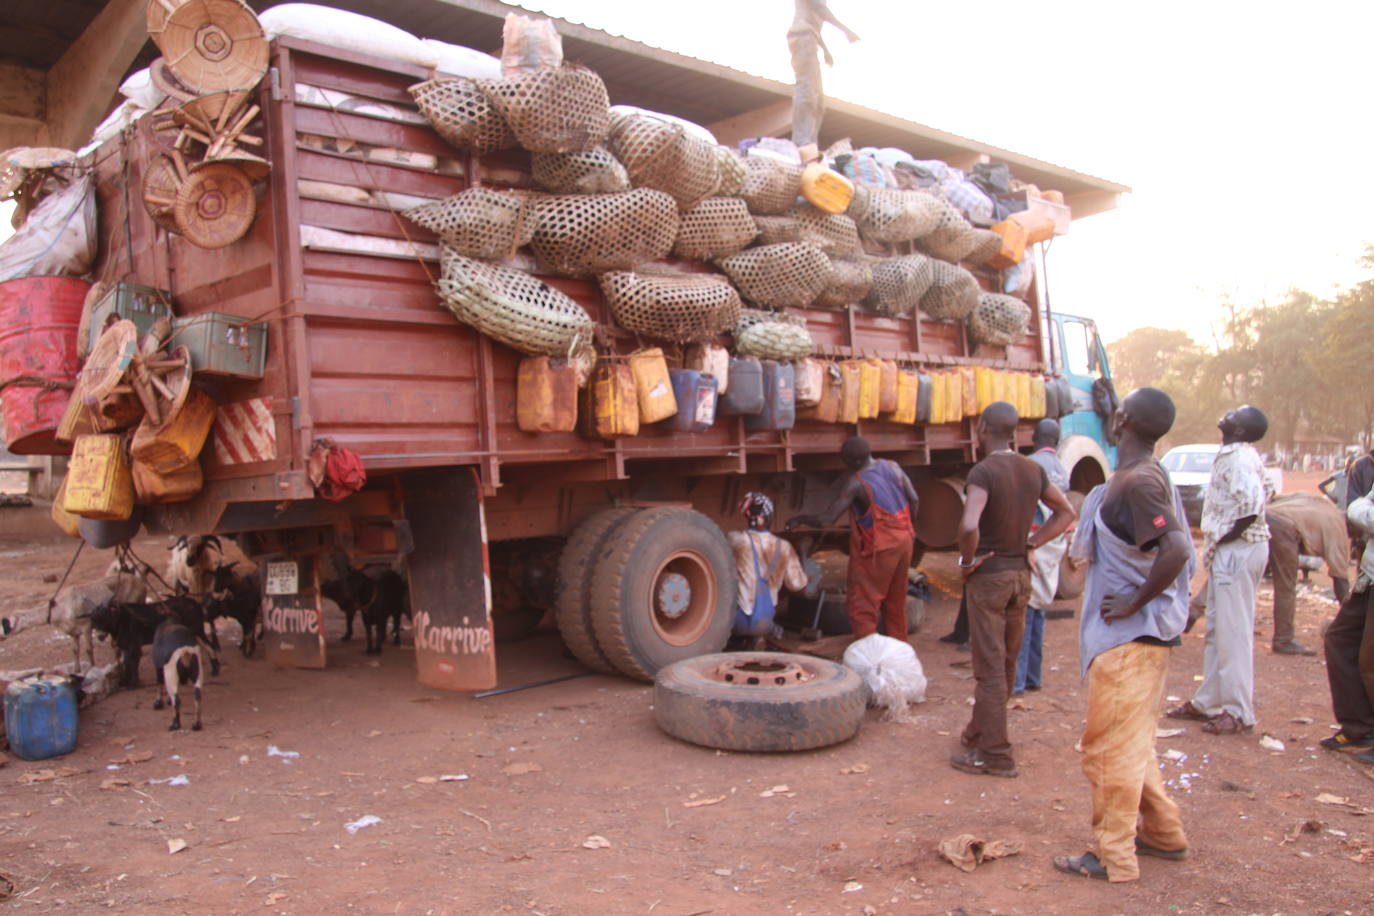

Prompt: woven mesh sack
[
  {"left": 403, "top": 188, "right": 535, "bottom": 259},
  {"left": 478, "top": 65, "right": 610, "bottom": 153},
  {"left": 715, "top": 146, "right": 746, "bottom": 196},
  {"left": 851, "top": 188, "right": 943, "bottom": 243},
  {"left": 531, "top": 147, "right": 630, "bottom": 194},
  {"left": 734, "top": 307, "right": 808, "bottom": 334},
  {"left": 717, "top": 241, "right": 831, "bottom": 308},
  {"left": 970, "top": 293, "right": 1031, "bottom": 346},
  {"left": 735, "top": 320, "right": 814, "bottom": 360},
  {"left": 600, "top": 271, "right": 742, "bottom": 343},
  {"left": 920, "top": 201, "right": 976, "bottom": 262},
  {"left": 409, "top": 78, "right": 516, "bottom": 155},
  {"left": 607, "top": 114, "right": 721, "bottom": 210},
  {"left": 528, "top": 189, "right": 679, "bottom": 275},
  {"left": 919, "top": 260, "right": 981, "bottom": 320},
  {"left": 963, "top": 228, "right": 1002, "bottom": 266},
  {"left": 739, "top": 156, "right": 803, "bottom": 215},
  {"left": 865, "top": 254, "right": 935, "bottom": 316},
  {"left": 792, "top": 205, "right": 860, "bottom": 258},
  {"left": 754, "top": 215, "right": 801, "bottom": 246},
  {"left": 437, "top": 251, "right": 595, "bottom": 358},
  {"left": 814, "top": 257, "right": 872, "bottom": 308},
  {"left": 673, "top": 197, "right": 757, "bottom": 259}
]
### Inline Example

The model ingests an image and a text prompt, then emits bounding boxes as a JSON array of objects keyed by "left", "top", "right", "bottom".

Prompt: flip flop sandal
[
  {"left": 1053, "top": 852, "right": 1108, "bottom": 880},
  {"left": 1135, "top": 838, "right": 1188, "bottom": 860},
  {"left": 1201, "top": 712, "right": 1252, "bottom": 735},
  {"left": 1164, "top": 701, "right": 1210, "bottom": 721}
]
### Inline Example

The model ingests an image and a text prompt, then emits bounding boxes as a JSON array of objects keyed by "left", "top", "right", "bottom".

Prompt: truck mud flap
[
  {"left": 403, "top": 467, "right": 495, "bottom": 691},
  {"left": 260, "top": 556, "right": 327, "bottom": 668}
]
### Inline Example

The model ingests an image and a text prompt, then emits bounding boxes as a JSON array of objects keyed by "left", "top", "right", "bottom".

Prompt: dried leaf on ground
[
  {"left": 167, "top": 838, "right": 187, "bottom": 855},
  {"left": 581, "top": 835, "right": 611, "bottom": 849},
  {"left": 682, "top": 795, "right": 727, "bottom": 808}
]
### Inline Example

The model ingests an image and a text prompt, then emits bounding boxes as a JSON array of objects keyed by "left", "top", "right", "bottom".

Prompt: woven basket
[
  {"left": 865, "top": 254, "right": 935, "bottom": 316},
  {"left": 753, "top": 215, "right": 801, "bottom": 246},
  {"left": 155, "top": 0, "right": 267, "bottom": 94},
  {"left": 717, "top": 242, "right": 831, "bottom": 308},
  {"left": 715, "top": 146, "right": 747, "bottom": 196},
  {"left": 919, "top": 260, "right": 981, "bottom": 321},
  {"left": 531, "top": 147, "right": 630, "bottom": 194},
  {"left": 739, "top": 156, "right": 803, "bottom": 215},
  {"left": 920, "top": 201, "right": 976, "bottom": 262},
  {"left": 409, "top": 78, "right": 517, "bottom": 155},
  {"left": 850, "top": 188, "right": 943, "bottom": 243},
  {"left": 528, "top": 189, "right": 679, "bottom": 275},
  {"left": 673, "top": 197, "right": 757, "bottom": 260},
  {"left": 814, "top": 257, "right": 873, "bottom": 308},
  {"left": 970, "top": 293, "right": 1031, "bottom": 346},
  {"left": 478, "top": 65, "right": 610, "bottom": 154},
  {"left": 735, "top": 320, "right": 814, "bottom": 360},
  {"left": 142, "top": 155, "right": 182, "bottom": 232},
  {"left": 963, "top": 228, "right": 1002, "bottom": 266},
  {"left": 172, "top": 161, "right": 256, "bottom": 249},
  {"left": 601, "top": 271, "right": 742, "bottom": 343},
  {"left": 437, "top": 251, "right": 595, "bottom": 358},
  {"left": 735, "top": 307, "right": 808, "bottom": 334},
  {"left": 403, "top": 188, "right": 535, "bottom": 260},
  {"left": 607, "top": 114, "right": 720, "bottom": 210},
  {"left": 792, "top": 205, "right": 860, "bottom": 258}
]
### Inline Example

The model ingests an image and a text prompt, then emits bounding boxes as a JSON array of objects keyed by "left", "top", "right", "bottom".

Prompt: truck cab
[{"left": 1048, "top": 310, "right": 1118, "bottom": 495}]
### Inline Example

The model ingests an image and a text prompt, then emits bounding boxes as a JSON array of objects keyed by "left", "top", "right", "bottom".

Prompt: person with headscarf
[{"left": 727, "top": 492, "right": 809, "bottom": 648}]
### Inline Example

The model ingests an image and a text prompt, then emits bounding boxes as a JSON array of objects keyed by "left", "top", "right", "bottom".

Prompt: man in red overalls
[{"left": 786, "top": 437, "right": 920, "bottom": 637}]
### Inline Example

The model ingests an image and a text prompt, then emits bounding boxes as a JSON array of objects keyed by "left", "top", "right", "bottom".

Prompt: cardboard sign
[{"left": 264, "top": 560, "right": 299, "bottom": 595}]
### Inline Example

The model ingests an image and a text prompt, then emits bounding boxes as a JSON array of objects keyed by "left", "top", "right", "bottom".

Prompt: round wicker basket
[
  {"left": 172, "top": 161, "right": 257, "bottom": 249},
  {"left": 156, "top": 0, "right": 268, "bottom": 93},
  {"left": 141, "top": 155, "right": 183, "bottom": 232}
]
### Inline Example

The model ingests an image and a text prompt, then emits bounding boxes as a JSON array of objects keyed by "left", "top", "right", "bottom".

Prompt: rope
[
  {"left": 120, "top": 542, "right": 176, "bottom": 599},
  {"left": 0, "top": 376, "right": 75, "bottom": 393},
  {"left": 46, "top": 540, "right": 85, "bottom": 623}
]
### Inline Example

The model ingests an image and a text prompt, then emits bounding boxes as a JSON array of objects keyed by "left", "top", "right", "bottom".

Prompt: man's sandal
[
  {"left": 1135, "top": 838, "right": 1188, "bottom": 860},
  {"left": 1164, "top": 701, "right": 1210, "bottom": 721},
  {"left": 1201, "top": 711, "right": 1252, "bottom": 735},
  {"left": 1053, "top": 852, "right": 1108, "bottom": 880}
]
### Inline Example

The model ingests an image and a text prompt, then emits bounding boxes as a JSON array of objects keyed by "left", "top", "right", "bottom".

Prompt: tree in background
[{"left": 1320, "top": 246, "right": 1374, "bottom": 449}]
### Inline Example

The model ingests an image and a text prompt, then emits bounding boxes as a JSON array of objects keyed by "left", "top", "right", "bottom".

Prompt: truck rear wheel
[
  {"left": 654, "top": 652, "right": 866, "bottom": 751},
  {"left": 554, "top": 508, "right": 636, "bottom": 674},
  {"left": 589, "top": 507, "right": 734, "bottom": 682},
  {"left": 1055, "top": 490, "right": 1088, "bottom": 600}
]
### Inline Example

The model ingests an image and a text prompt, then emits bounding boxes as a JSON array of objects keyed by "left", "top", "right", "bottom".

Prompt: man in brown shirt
[{"left": 952, "top": 402, "right": 1075, "bottom": 777}]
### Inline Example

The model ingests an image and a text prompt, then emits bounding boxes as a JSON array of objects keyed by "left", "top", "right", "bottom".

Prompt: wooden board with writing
[{"left": 260, "top": 556, "right": 327, "bottom": 668}]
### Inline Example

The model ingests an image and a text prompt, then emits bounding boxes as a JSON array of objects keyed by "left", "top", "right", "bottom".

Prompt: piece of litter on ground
[
  {"left": 1290, "top": 716, "right": 1314, "bottom": 725},
  {"left": 1259, "top": 734, "right": 1286, "bottom": 752},
  {"left": 1156, "top": 727, "right": 1185, "bottom": 738},
  {"left": 1316, "top": 793, "right": 1353, "bottom": 807},
  {"left": 266, "top": 746, "right": 300, "bottom": 764},
  {"left": 582, "top": 835, "right": 611, "bottom": 849},
  {"left": 415, "top": 776, "right": 438, "bottom": 785},
  {"left": 840, "top": 764, "right": 870, "bottom": 775},
  {"left": 1166, "top": 695, "right": 1182, "bottom": 702},
  {"left": 683, "top": 795, "right": 726, "bottom": 808},
  {"left": 344, "top": 815, "right": 381, "bottom": 834},
  {"left": 1192, "top": 675, "right": 1204, "bottom": 681},
  {"left": 842, "top": 881, "right": 864, "bottom": 893},
  {"left": 1161, "top": 749, "right": 1186, "bottom": 763},
  {"left": 713, "top": 868, "right": 732, "bottom": 877},
  {"left": 366, "top": 730, "right": 382, "bottom": 738},
  {"left": 439, "top": 774, "right": 468, "bottom": 782},
  {"left": 167, "top": 838, "right": 187, "bottom": 855},
  {"left": 100, "top": 778, "right": 130, "bottom": 790},
  {"left": 147, "top": 774, "right": 189, "bottom": 786}
]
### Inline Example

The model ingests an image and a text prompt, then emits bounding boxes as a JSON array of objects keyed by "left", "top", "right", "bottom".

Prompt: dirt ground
[{"left": 1, "top": 472, "right": 1372, "bottom": 916}]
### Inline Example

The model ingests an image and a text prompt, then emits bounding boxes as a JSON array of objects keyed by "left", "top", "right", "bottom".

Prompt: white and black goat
[
  {"left": 166, "top": 535, "right": 222, "bottom": 598},
  {"left": 151, "top": 618, "right": 203, "bottom": 732},
  {"left": 0, "top": 560, "right": 147, "bottom": 672}
]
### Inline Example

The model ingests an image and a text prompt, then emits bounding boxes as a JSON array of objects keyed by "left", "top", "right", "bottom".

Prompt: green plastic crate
[
  {"left": 87, "top": 283, "right": 174, "bottom": 352},
  {"left": 171, "top": 312, "right": 267, "bottom": 379}
]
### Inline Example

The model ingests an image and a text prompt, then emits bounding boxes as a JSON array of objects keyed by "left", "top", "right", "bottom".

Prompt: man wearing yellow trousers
[{"left": 1054, "top": 387, "right": 1194, "bottom": 882}]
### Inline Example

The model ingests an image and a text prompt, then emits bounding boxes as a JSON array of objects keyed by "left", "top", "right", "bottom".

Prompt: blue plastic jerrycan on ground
[{"left": 5, "top": 677, "right": 79, "bottom": 761}]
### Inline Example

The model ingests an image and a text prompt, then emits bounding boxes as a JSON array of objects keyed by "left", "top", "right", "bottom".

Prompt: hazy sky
[{"left": 516, "top": 0, "right": 1374, "bottom": 344}]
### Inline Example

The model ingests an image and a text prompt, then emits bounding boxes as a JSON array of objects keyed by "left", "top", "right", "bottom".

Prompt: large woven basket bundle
[
  {"left": 814, "top": 257, "right": 873, "bottom": 309},
  {"left": 409, "top": 78, "right": 517, "bottom": 155},
  {"left": 849, "top": 187, "right": 943, "bottom": 243},
  {"left": 403, "top": 188, "right": 535, "bottom": 259},
  {"left": 437, "top": 250, "right": 595, "bottom": 358},
  {"left": 531, "top": 147, "right": 630, "bottom": 194},
  {"left": 717, "top": 241, "right": 831, "bottom": 308},
  {"left": 528, "top": 189, "right": 679, "bottom": 275},
  {"left": 715, "top": 146, "right": 747, "bottom": 196},
  {"left": 739, "top": 156, "right": 803, "bottom": 215},
  {"left": 963, "top": 228, "right": 1002, "bottom": 266},
  {"left": 478, "top": 65, "right": 610, "bottom": 153},
  {"left": 735, "top": 319, "right": 814, "bottom": 360},
  {"left": 673, "top": 197, "right": 758, "bottom": 260},
  {"left": 792, "top": 205, "right": 860, "bottom": 258},
  {"left": 865, "top": 254, "right": 935, "bottom": 316},
  {"left": 920, "top": 200, "right": 976, "bottom": 263},
  {"left": 919, "top": 260, "right": 981, "bottom": 320},
  {"left": 607, "top": 114, "right": 721, "bottom": 210},
  {"left": 970, "top": 293, "right": 1031, "bottom": 346},
  {"left": 601, "top": 271, "right": 742, "bottom": 343}
]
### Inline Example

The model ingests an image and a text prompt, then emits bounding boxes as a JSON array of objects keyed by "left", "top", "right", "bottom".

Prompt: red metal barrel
[{"left": 0, "top": 276, "right": 88, "bottom": 454}]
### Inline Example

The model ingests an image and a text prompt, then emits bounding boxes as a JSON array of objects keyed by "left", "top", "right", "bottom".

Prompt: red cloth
[
  {"left": 308, "top": 438, "right": 366, "bottom": 502},
  {"left": 846, "top": 540, "right": 912, "bottom": 639}
]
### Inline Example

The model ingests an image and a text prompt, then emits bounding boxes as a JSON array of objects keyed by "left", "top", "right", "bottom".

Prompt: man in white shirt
[{"left": 1166, "top": 406, "right": 1271, "bottom": 735}]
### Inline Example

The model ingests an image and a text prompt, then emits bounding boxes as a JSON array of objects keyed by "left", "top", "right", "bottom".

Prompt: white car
[{"left": 1161, "top": 443, "right": 1283, "bottom": 526}]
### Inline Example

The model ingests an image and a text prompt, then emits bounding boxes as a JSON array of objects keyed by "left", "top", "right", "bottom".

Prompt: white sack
[
  {"left": 610, "top": 105, "right": 717, "bottom": 146},
  {"left": 0, "top": 174, "right": 97, "bottom": 282},
  {"left": 420, "top": 39, "right": 501, "bottom": 79},
  {"left": 260, "top": 4, "right": 430, "bottom": 67},
  {"left": 118, "top": 68, "right": 164, "bottom": 111},
  {"left": 843, "top": 633, "right": 927, "bottom": 720}
]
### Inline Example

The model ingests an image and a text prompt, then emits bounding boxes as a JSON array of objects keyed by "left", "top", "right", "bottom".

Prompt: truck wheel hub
[{"left": 656, "top": 572, "right": 691, "bottom": 618}]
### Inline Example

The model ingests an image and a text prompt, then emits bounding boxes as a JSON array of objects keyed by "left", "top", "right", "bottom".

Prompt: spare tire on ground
[{"left": 654, "top": 651, "right": 866, "bottom": 752}]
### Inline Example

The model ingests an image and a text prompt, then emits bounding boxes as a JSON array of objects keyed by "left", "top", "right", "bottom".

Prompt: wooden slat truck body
[{"left": 85, "top": 37, "right": 1118, "bottom": 688}]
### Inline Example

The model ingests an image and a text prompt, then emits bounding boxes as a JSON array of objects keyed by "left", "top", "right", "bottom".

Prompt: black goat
[
  {"left": 372, "top": 569, "right": 410, "bottom": 648},
  {"left": 151, "top": 619, "right": 203, "bottom": 732},
  {"left": 91, "top": 596, "right": 219, "bottom": 688},
  {"left": 321, "top": 569, "right": 376, "bottom": 647},
  {"left": 208, "top": 563, "right": 261, "bottom": 658}
]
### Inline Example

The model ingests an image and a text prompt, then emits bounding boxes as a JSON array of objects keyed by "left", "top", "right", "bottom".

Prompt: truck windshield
[
  {"left": 1062, "top": 320, "right": 1094, "bottom": 376},
  {"left": 1161, "top": 452, "right": 1215, "bottom": 473}
]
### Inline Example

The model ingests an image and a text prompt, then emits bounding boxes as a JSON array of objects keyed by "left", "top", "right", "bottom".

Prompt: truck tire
[
  {"left": 554, "top": 508, "right": 636, "bottom": 674},
  {"left": 1055, "top": 490, "right": 1088, "bottom": 600},
  {"left": 589, "top": 507, "right": 734, "bottom": 681},
  {"left": 654, "top": 652, "right": 866, "bottom": 752}
]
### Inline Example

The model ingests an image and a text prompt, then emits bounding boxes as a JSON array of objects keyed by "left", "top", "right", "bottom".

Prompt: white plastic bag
[
  {"left": 0, "top": 174, "right": 97, "bottom": 282},
  {"left": 260, "top": 4, "right": 429, "bottom": 67},
  {"left": 843, "top": 633, "right": 927, "bottom": 721},
  {"left": 118, "top": 68, "right": 164, "bottom": 111}
]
